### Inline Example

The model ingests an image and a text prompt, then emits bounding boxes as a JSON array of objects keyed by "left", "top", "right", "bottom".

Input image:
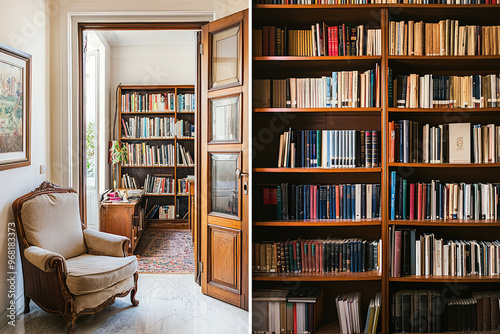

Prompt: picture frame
[{"left": 0, "top": 42, "right": 31, "bottom": 171}]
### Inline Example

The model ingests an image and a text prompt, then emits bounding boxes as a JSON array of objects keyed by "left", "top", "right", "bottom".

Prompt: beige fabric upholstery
[
  {"left": 65, "top": 254, "right": 138, "bottom": 295},
  {"left": 24, "top": 246, "right": 67, "bottom": 273},
  {"left": 74, "top": 275, "right": 135, "bottom": 313},
  {"left": 21, "top": 192, "right": 87, "bottom": 259},
  {"left": 83, "top": 229, "right": 129, "bottom": 258}
]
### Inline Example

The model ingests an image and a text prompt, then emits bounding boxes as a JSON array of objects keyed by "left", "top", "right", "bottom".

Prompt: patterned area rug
[{"left": 134, "top": 229, "right": 195, "bottom": 273}]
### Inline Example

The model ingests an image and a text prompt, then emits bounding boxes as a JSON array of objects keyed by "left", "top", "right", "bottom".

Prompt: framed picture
[{"left": 0, "top": 43, "right": 31, "bottom": 171}]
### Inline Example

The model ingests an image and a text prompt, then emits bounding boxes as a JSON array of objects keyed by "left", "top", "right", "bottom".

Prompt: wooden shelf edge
[
  {"left": 388, "top": 162, "right": 500, "bottom": 168},
  {"left": 253, "top": 167, "right": 382, "bottom": 173},
  {"left": 254, "top": 107, "right": 382, "bottom": 113},
  {"left": 389, "top": 220, "right": 500, "bottom": 226},
  {"left": 389, "top": 55, "right": 500, "bottom": 60},
  {"left": 254, "top": 3, "right": 500, "bottom": 8},
  {"left": 389, "top": 275, "right": 500, "bottom": 282},
  {"left": 254, "top": 219, "right": 381, "bottom": 226},
  {"left": 388, "top": 107, "right": 500, "bottom": 112},
  {"left": 253, "top": 271, "right": 382, "bottom": 281},
  {"left": 254, "top": 56, "right": 381, "bottom": 61}
]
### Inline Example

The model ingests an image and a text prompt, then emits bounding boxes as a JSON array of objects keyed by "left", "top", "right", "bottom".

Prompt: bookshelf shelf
[
  {"left": 254, "top": 107, "right": 381, "bottom": 114},
  {"left": 121, "top": 165, "right": 175, "bottom": 168},
  {"left": 144, "top": 193, "right": 175, "bottom": 197},
  {"left": 253, "top": 271, "right": 382, "bottom": 282},
  {"left": 121, "top": 111, "right": 176, "bottom": 115},
  {"left": 389, "top": 220, "right": 500, "bottom": 227},
  {"left": 388, "top": 107, "right": 500, "bottom": 113},
  {"left": 389, "top": 275, "right": 500, "bottom": 283},
  {"left": 254, "top": 219, "right": 382, "bottom": 227},
  {"left": 121, "top": 137, "right": 175, "bottom": 141},
  {"left": 388, "top": 162, "right": 500, "bottom": 168},
  {"left": 254, "top": 56, "right": 381, "bottom": 61},
  {"left": 253, "top": 167, "right": 382, "bottom": 173}
]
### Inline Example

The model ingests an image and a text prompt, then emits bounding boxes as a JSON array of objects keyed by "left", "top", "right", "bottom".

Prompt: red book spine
[
  {"left": 263, "top": 187, "right": 270, "bottom": 205},
  {"left": 417, "top": 183, "right": 423, "bottom": 220},
  {"left": 263, "top": 26, "right": 269, "bottom": 56},
  {"left": 292, "top": 241, "right": 297, "bottom": 272},
  {"left": 318, "top": 242, "right": 323, "bottom": 273},
  {"left": 336, "top": 185, "right": 340, "bottom": 219},
  {"left": 394, "top": 230, "right": 402, "bottom": 277},
  {"left": 301, "top": 241, "right": 307, "bottom": 273},
  {"left": 409, "top": 183, "right": 415, "bottom": 220},
  {"left": 308, "top": 241, "right": 313, "bottom": 273},
  {"left": 342, "top": 23, "right": 346, "bottom": 56},
  {"left": 270, "top": 188, "right": 278, "bottom": 205},
  {"left": 328, "top": 27, "right": 332, "bottom": 56},
  {"left": 269, "top": 26, "right": 276, "bottom": 56},
  {"left": 334, "top": 26, "right": 339, "bottom": 56},
  {"left": 314, "top": 185, "right": 318, "bottom": 219}
]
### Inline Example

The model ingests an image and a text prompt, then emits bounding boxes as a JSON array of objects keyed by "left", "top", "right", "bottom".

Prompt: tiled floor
[{"left": 0, "top": 274, "right": 249, "bottom": 334}]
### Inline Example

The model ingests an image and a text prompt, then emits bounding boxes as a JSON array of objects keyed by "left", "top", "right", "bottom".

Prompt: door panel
[{"left": 201, "top": 9, "right": 248, "bottom": 310}]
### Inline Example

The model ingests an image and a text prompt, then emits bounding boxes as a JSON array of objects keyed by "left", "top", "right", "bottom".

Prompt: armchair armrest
[
  {"left": 83, "top": 229, "right": 130, "bottom": 257},
  {"left": 24, "top": 246, "right": 67, "bottom": 274}
]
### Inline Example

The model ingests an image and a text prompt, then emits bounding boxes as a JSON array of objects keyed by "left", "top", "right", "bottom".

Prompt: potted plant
[{"left": 109, "top": 140, "right": 128, "bottom": 191}]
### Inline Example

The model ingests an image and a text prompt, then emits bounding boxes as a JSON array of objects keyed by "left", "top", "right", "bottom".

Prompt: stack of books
[
  {"left": 254, "top": 24, "right": 380, "bottom": 56},
  {"left": 390, "top": 21, "right": 500, "bottom": 56},
  {"left": 277, "top": 129, "right": 380, "bottom": 168},
  {"left": 390, "top": 228, "right": 500, "bottom": 277},
  {"left": 390, "top": 173, "right": 500, "bottom": 220},
  {"left": 123, "top": 143, "right": 175, "bottom": 167},
  {"left": 253, "top": 238, "right": 381, "bottom": 274},
  {"left": 254, "top": 65, "right": 381, "bottom": 108},
  {"left": 255, "top": 183, "right": 382, "bottom": 221},
  {"left": 336, "top": 292, "right": 382, "bottom": 334}
]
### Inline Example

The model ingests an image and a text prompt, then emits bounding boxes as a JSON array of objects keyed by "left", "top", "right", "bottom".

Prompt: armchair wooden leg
[
  {"left": 24, "top": 295, "right": 30, "bottom": 314},
  {"left": 130, "top": 272, "right": 139, "bottom": 307},
  {"left": 65, "top": 313, "right": 76, "bottom": 334}
]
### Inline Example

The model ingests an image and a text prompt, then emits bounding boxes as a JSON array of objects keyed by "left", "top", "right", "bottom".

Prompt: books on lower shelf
[
  {"left": 390, "top": 20, "right": 500, "bottom": 56},
  {"left": 254, "top": 24, "right": 381, "bottom": 56},
  {"left": 389, "top": 227, "right": 500, "bottom": 277},
  {"left": 389, "top": 121, "right": 500, "bottom": 163},
  {"left": 144, "top": 174, "right": 175, "bottom": 194},
  {"left": 123, "top": 143, "right": 175, "bottom": 166},
  {"left": 277, "top": 129, "right": 380, "bottom": 168},
  {"left": 177, "top": 177, "right": 192, "bottom": 195},
  {"left": 146, "top": 204, "right": 175, "bottom": 219},
  {"left": 177, "top": 93, "right": 195, "bottom": 112},
  {"left": 252, "top": 287, "right": 323, "bottom": 334},
  {"left": 254, "top": 66, "right": 381, "bottom": 108},
  {"left": 390, "top": 72, "right": 500, "bottom": 108},
  {"left": 121, "top": 173, "right": 139, "bottom": 189},
  {"left": 256, "top": 183, "right": 381, "bottom": 221},
  {"left": 390, "top": 172, "right": 500, "bottom": 220},
  {"left": 176, "top": 143, "right": 194, "bottom": 166},
  {"left": 122, "top": 116, "right": 176, "bottom": 138},
  {"left": 253, "top": 238, "right": 381, "bottom": 274},
  {"left": 336, "top": 292, "right": 381, "bottom": 334},
  {"left": 121, "top": 92, "right": 175, "bottom": 113},
  {"left": 175, "top": 119, "right": 194, "bottom": 138},
  {"left": 391, "top": 290, "right": 500, "bottom": 333}
]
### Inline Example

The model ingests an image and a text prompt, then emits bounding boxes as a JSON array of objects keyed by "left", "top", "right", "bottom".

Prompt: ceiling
[{"left": 99, "top": 30, "right": 196, "bottom": 47}]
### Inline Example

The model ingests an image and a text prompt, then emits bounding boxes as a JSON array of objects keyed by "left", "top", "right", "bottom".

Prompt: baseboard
[{"left": 0, "top": 294, "right": 24, "bottom": 329}]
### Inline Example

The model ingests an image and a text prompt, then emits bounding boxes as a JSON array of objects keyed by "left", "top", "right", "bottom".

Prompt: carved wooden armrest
[
  {"left": 83, "top": 229, "right": 130, "bottom": 257},
  {"left": 24, "top": 246, "right": 67, "bottom": 274}
]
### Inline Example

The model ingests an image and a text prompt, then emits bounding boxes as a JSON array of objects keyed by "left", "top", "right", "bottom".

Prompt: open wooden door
[{"left": 200, "top": 9, "right": 249, "bottom": 310}]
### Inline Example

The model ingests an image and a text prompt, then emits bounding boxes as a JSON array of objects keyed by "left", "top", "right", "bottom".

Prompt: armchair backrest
[{"left": 13, "top": 182, "right": 87, "bottom": 259}]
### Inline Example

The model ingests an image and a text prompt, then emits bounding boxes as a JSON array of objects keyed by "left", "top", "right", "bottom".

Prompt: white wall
[{"left": 0, "top": 0, "right": 50, "bottom": 327}]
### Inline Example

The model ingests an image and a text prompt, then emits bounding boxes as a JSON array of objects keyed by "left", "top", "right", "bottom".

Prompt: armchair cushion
[
  {"left": 65, "top": 254, "right": 138, "bottom": 295},
  {"left": 21, "top": 192, "right": 87, "bottom": 259},
  {"left": 24, "top": 246, "right": 67, "bottom": 273},
  {"left": 83, "top": 229, "right": 129, "bottom": 257}
]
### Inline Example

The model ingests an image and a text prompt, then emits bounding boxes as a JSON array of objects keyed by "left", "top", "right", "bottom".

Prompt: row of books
[
  {"left": 252, "top": 287, "right": 323, "bottom": 334},
  {"left": 390, "top": 228, "right": 500, "bottom": 277},
  {"left": 177, "top": 143, "right": 194, "bottom": 166},
  {"left": 121, "top": 92, "right": 176, "bottom": 112},
  {"left": 177, "top": 177, "right": 191, "bottom": 195},
  {"left": 175, "top": 119, "right": 194, "bottom": 138},
  {"left": 390, "top": 174, "right": 500, "bottom": 221},
  {"left": 144, "top": 174, "right": 175, "bottom": 194},
  {"left": 390, "top": 21, "right": 500, "bottom": 56},
  {"left": 254, "top": 66, "right": 381, "bottom": 108},
  {"left": 121, "top": 173, "right": 138, "bottom": 189},
  {"left": 121, "top": 116, "right": 176, "bottom": 138},
  {"left": 255, "top": 0, "right": 499, "bottom": 3},
  {"left": 392, "top": 290, "right": 500, "bottom": 333},
  {"left": 256, "top": 183, "right": 382, "bottom": 221},
  {"left": 123, "top": 143, "right": 175, "bottom": 167},
  {"left": 254, "top": 24, "right": 380, "bottom": 57},
  {"left": 390, "top": 72, "right": 500, "bottom": 108},
  {"left": 253, "top": 238, "right": 381, "bottom": 273},
  {"left": 277, "top": 129, "right": 380, "bottom": 168},
  {"left": 146, "top": 204, "right": 175, "bottom": 219},
  {"left": 177, "top": 93, "right": 195, "bottom": 112},
  {"left": 336, "top": 292, "right": 381, "bottom": 334},
  {"left": 389, "top": 121, "right": 500, "bottom": 164}
]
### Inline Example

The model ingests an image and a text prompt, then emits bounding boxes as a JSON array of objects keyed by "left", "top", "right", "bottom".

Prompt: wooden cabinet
[{"left": 100, "top": 199, "right": 145, "bottom": 254}]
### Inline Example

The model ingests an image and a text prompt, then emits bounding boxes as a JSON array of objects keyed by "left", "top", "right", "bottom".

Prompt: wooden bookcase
[
  {"left": 252, "top": 4, "right": 500, "bottom": 334},
  {"left": 118, "top": 85, "right": 195, "bottom": 228}
]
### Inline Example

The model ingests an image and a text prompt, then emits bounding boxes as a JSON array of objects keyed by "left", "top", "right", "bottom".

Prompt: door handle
[
  {"left": 236, "top": 168, "right": 248, "bottom": 179},
  {"left": 236, "top": 168, "right": 249, "bottom": 195}
]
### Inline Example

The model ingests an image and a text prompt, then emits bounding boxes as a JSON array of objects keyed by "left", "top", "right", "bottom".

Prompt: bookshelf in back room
[
  {"left": 252, "top": 2, "right": 500, "bottom": 334},
  {"left": 118, "top": 85, "right": 195, "bottom": 228}
]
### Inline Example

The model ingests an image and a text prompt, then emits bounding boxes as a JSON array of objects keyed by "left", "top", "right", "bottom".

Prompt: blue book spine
[
  {"left": 331, "top": 186, "right": 336, "bottom": 219},
  {"left": 326, "top": 76, "right": 331, "bottom": 108},
  {"left": 351, "top": 184, "right": 356, "bottom": 219},
  {"left": 350, "top": 241, "right": 355, "bottom": 272},
  {"left": 343, "top": 185, "right": 347, "bottom": 219},
  {"left": 326, "top": 131, "right": 331, "bottom": 168},
  {"left": 332, "top": 72, "right": 338, "bottom": 108},
  {"left": 346, "top": 185, "right": 352, "bottom": 219},
  {"left": 391, "top": 171, "right": 396, "bottom": 220}
]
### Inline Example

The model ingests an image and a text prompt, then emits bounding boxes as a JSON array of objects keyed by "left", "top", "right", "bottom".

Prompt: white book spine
[{"left": 416, "top": 240, "right": 421, "bottom": 276}]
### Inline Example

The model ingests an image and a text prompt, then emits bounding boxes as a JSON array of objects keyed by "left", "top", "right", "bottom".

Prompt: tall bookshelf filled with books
[
  {"left": 118, "top": 85, "right": 195, "bottom": 228},
  {"left": 252, "top": 2, "right": 500, "bottom": 334}
]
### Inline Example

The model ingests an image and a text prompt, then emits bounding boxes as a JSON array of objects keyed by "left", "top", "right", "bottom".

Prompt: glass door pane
[
  {"left": 211, "top": 25, "right": 241, "bottom": 89},
  {"left": 210, "top": 95, "right": 240, "bottom": 143},
  {"left": 210, "top": 153, "right": 239, "bottom": 217}
]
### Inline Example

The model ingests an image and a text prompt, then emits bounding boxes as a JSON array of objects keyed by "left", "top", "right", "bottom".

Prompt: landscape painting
[{"left": 0, "top": 43, "right": 31, "bottom": 171}]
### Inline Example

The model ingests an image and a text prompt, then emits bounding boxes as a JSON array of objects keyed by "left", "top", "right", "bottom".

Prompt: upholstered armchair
[{"left": 12, "top": 182, "right": 139, "bottom": 334}]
